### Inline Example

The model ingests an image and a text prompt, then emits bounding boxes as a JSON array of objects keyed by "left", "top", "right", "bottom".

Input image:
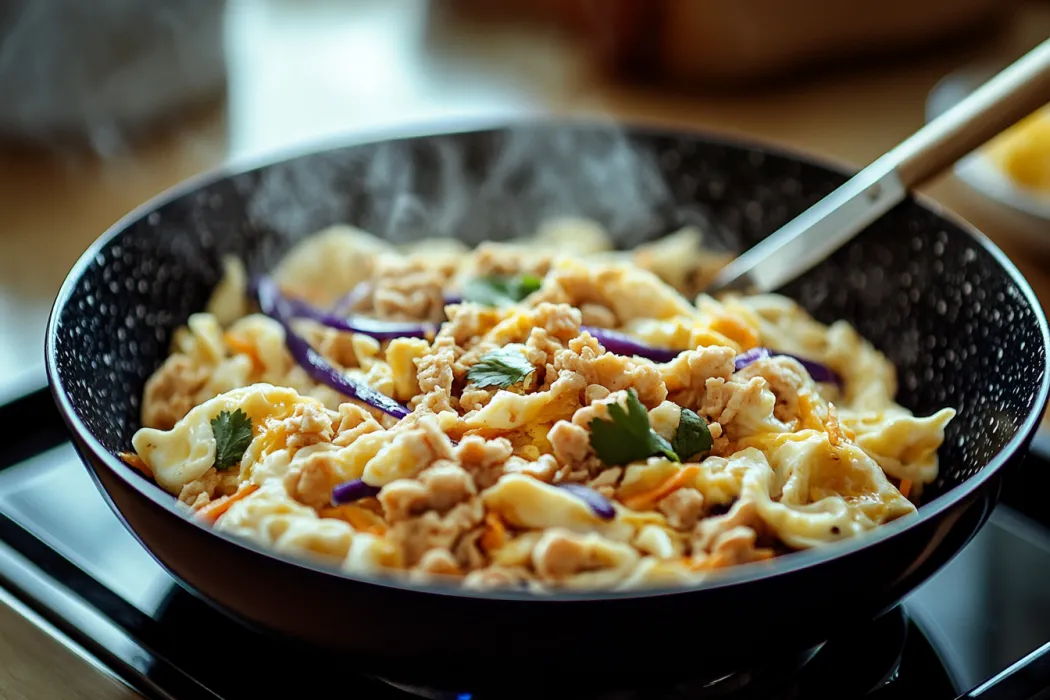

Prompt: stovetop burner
[
  {"left": 375, "top": 645, "right": 824, "bottom": 699},
  {"left": 2, "top": 391, "right": 1050, "bottom": 699},
  {"left": 372, "top": 607, "right": 916, "bottom": 699}
]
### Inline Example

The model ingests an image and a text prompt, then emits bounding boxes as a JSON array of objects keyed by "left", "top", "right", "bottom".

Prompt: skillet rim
[{"left": 44, "top": 115, "right": 1050, "bottom": 603}]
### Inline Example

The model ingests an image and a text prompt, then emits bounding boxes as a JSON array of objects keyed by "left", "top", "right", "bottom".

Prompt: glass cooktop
[{"left": 2, "top": 389, "right": 1050, "bottom": 699}]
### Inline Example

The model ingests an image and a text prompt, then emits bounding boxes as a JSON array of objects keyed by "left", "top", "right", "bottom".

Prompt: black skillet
[{"left": 45, "top": 120, "right": 1050, "bottom": 695}]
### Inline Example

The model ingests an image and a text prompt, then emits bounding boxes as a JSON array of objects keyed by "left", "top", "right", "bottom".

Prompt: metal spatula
[{"left": 708, "top": 38, "right": 1050, "bottom": 295}]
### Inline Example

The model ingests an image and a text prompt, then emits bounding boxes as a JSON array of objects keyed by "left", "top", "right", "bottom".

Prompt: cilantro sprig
[
  {"left": 467, "top": 345, "right": 536, "bottom": 389},
  {"left": 462, "top": 273, "right": 543, "bottom": 307},
  {"left": 589, "top": 389, "right": 678, "bottom": 465},
  {"left": 589, "top": 389, "right": 712, "bottom": 466},
  {"left": 211, "top": 409, "right": 254, "bottom": 470}
]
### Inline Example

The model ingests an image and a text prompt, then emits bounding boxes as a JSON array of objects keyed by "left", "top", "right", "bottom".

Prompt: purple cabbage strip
[
  {"left": 583, "top": 327, "right": 840, "bottom": 385},
  {"left": 254, "top": 276, "right": 411, "bottom": 419},
  {"left": 580, "top": 326, "right": 679, "bottom": 363},
  {"left": 734, "top": 346, "right": 840, "bottom": 385},
  {"left": 733, "top": 346, "right": 776, "bottom": 370},
  {"left": 331, "top": 479, "right": 382, "bottom": 505},
  {"left": 556, "top": 483, "right": 616, "bottom": 520},
  {"left": 297, "top": 302, "right": 435, "bottom": 340},
  {"left": 330, "top": 281, "right": 373, "bottom": 316},
  {"left": 278, "top": 285, "right": 433, "bottom": 340}
]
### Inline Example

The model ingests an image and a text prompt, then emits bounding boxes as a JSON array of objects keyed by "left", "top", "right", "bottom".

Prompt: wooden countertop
[
  {"left": 0, "top": 0, "right": 1047, "bottom": 694},
  {"left": 0, "top": 588, "right": 139, "bottom": 699}
]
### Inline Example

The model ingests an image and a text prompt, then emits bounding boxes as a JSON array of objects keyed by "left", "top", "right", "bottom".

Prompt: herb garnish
[
  {"left": 211, "top": 409, "right": 254, "bottom": 470},
  {"left": 589, "top": 390, "right": 713, "bottom": 466},
  {"left": 589, "top": 389, "right": 679, "bottom": 465},
  {"left": 462, "top": 273, "right": 543, "bottom": 307},
  {"left": 672, "top": 408, "right": 713, "bottom": 462},
  {"left": 467, "top": 345, "right": 536, "bottom": 389}
]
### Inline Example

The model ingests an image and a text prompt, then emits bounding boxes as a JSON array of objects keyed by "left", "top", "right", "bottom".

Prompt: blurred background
[{"left": 0, "top": 0, "right": 1049, "bottom": 408}]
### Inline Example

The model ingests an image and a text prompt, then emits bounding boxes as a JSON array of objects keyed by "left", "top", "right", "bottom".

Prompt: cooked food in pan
[{"left": 123, "top": 219, "right": 955, "bottom": 591}]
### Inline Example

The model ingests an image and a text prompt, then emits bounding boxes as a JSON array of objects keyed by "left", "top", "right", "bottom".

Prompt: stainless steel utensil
[{"left": 709, "top": 38, "right": 1050, "bottom": 294}]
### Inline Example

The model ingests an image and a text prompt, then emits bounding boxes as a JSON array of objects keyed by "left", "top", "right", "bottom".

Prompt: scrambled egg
[
  {"left": 132, "top": 384, "right": 309, "bottom": 493},
  {"left": 126, "top": 220, "right": 955, "bottom": 592}
]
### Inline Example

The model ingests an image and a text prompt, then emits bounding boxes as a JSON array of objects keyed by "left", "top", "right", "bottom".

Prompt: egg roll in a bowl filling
[{"left": 122, "top": 218, "right": 956, "bottom": 592}]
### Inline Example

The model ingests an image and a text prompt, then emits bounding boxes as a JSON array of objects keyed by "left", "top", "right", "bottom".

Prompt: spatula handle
[
  {"left": 708, "top": 37, "right": 1050, "bottom": 295},
  {"left": 893, "top": 38, "right": 1050, "bottom": 189}
]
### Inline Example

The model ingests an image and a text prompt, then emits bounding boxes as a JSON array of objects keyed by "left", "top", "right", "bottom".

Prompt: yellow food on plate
[
  {"left": 122, "top": 218, "right": 956, "bottom": 592},
  {"left": 985, "top": 106, "right": 1050, "bottom": 195}
]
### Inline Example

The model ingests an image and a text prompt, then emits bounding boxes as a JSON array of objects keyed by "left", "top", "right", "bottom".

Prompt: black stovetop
[{"left": 4, "top": 389, "right": 1050, "bottom": 699}]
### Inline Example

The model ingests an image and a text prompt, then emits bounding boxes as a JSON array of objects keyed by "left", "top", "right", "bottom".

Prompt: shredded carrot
[
  {"left": 621, "top": 465, "right": 701, "bottom": 511},
  {"left": 351, "top": 497, "right": 384, "bottom": 515},
  {"left": 796, "top": 394, "right": 825, "bottom": 432},
  {"left": 223, "top": 332, "right": 263, "bottom": 372},
  {"left": 319, "top": 505, "right": 387, "bottom": 536},
  {"left": 118, "top": 452, "right": 152, "bottom": 478},
  {"left": 195, "top": 484, "right": 259, "bottom": 525},
  {"left": 710, "top": 315, "right": 759, "bottom": 350},
  {"left": 899, "top": 479, "right": 913, "bottom": 500},
  {"left": 683, "top": 555, "right": 708, "bottom": 571},
  {"left": 252, "top": 418, "right": 290, "bottom": 457},
  {"left": 752, "top": 548, "right": 776, "bottom": 562},
  {"left": 824, "top": 402, "right": 844, "bottom": 446},
  {"left": 686, "top": 548, "right": 775, "bottom": 572},
  {"left": 479, "top": 512, "right": 506, "bottom": 552},
  {"left": 460, "top": 427, "right": 506, "bottom": 441},
  {"left": 684, "top": 552, "right": 732, "bottom": 571},
  {"left": 702, "top": 552, "right": 734, "bottom": 570}
]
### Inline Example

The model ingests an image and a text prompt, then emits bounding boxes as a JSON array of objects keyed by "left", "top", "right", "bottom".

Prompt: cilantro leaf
[
  {"left": 462, "top": 273, "right": 543, "bottom": 307},
  {"left": 589, "top": 389, "right": 679, "bottom": 466},
  {"left": 211, "top": 409, "right": 254, "bottom": 470},
  {"left": 467, "top": 345, "right": 536, "bottom": 389},
  {"left": 672, "top": 408, "right": 713, "bottom": 461}
]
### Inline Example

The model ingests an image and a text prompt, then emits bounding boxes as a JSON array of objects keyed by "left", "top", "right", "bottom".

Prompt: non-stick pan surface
[{"left": 46, "top": 120, "right": 1050, "bottom": 692}]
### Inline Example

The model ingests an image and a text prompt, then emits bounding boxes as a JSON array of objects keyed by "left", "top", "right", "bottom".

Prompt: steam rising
[{"left": 244, "top": 121, "right": 677, "bottom": 259}]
